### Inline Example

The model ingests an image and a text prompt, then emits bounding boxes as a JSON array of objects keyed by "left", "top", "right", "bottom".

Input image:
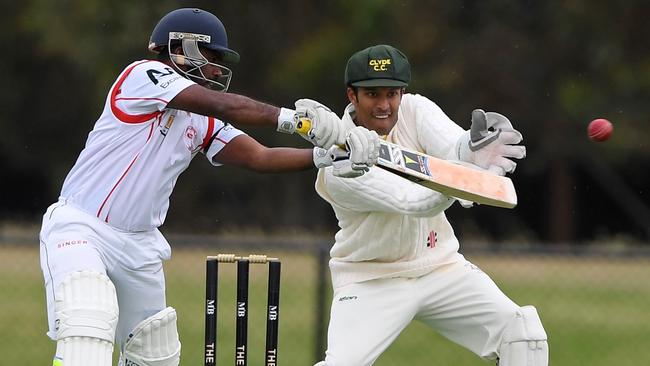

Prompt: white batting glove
[
  {"left": 312, "top": 127, "right": 380, "bottom": 178},
  {"left": 313, "top": 145, "right": 364, "bottom": 178},
  {"left": 456, "top": 109, "right": 526, "bottom": 176},
  {"left": 294, "top": 99, "right": 347, "bottom": 148},
  {"left": 346, "top": 126, "right": 380, "bottom": 171}
]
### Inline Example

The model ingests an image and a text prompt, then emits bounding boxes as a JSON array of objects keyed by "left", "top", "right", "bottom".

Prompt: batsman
[
  {"left": 314, "top": 45, "right": 548, "bottom": 366},
  {"left": 38, "top": 8, "right": 379, "bottom": 366}
]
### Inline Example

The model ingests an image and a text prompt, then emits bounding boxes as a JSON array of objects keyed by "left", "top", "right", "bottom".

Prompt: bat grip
[
  {"left": 297, "top": 118, "right": 349, "bottom": 151},
  {"left": 296, "top": 118, "right": 312, "bottom": 135}
]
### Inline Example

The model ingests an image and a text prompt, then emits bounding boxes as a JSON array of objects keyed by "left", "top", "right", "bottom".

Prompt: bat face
[
  {"left": 297, "top": 117, "right": 517, "bottom": 208},
  {"left": 377, "top": 141, "right": 518, "bottom": 208}
]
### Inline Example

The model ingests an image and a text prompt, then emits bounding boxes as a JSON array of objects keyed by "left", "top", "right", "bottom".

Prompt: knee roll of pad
[
  {"left": 121, "top": 307, "right": 181, "bottom": 366},
  {"left": 55, "top": 270, "right": 119, "bottom": 342},
  {"left": 498, "top": 305, "right": 548, "bottom": 366}
]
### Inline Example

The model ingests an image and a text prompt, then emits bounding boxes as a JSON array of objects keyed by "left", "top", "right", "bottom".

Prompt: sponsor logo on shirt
[
  {"left": 146, "top": 67, "right": 174, "bottom": 84},
  {"left": 56, "top": 240, "right": 88, "bottom": 249},
  {"left": 159, "top": 75, "right": 183, "bottom": 89},
  {"left": 184, "top": 126, "right": 198, "bottom": 151},
  {"left": 160, "top": 114, "right": 175, "bottom": 136},
  {"left": 146, "top": 67, "right": 182, "bottom": 89},
  {"left": 338, "top": 295, "right": 358, "bottom": 302}
]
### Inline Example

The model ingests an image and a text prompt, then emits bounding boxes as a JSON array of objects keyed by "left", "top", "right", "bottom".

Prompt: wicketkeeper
[
  {"left": 314, "top": 44, "right": 547, "bottom": 366},
  {"left": 39, "top": 8, "right": 379, "bottom": 366}
]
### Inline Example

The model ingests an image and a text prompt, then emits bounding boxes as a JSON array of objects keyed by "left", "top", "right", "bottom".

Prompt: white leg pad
[
  {"left": 497, "top": 306, "right": 548, "bottom": 366},
  {"left": 53, "top": 271, "right": 119, "bottom": 366},
  {"left": 120, "top": 307, "right": 181, "bottom": 366}
]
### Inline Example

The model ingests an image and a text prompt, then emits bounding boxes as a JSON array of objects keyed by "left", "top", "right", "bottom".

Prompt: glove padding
[
  {"left": 346, "top": 126, "right": 380, "bottom": 170},
  {"left": 313, "top": 146, "right": 366, "bottom": 178},
  {"left": 295, "top": 99, "right": 347, "bottom": 148},
  {"left": 312, "top": 126, "right": 380, "bottom": 178},
  {"left": 456, "top": 109, "right": 526, "bottom": 176}
]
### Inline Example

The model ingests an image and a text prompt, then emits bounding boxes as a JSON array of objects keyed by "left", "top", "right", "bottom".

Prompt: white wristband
[
  {"left": 277, "top": 107, "right": 296, "bottom": 134},
  {"left": 312, "top": 147, "right": 330, "bottom": 168}
]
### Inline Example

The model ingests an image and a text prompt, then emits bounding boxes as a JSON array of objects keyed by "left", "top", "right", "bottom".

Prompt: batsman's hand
[
  {"left": 456, "top": 109, "right": 526, "bottom": 176},
  {"left": 294, "top": 99, "right": 347, "bottom": 148},
  {"left": 346, "top": 126, "right": 380, "bottom": 170},
  {"left": 312, "top": 126, "right": 380, "bottom": 178}
]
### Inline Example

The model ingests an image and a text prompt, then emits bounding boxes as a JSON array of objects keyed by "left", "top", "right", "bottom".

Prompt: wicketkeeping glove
[{"left": 456, "top": 109, "right": 526, "bottom": 176}]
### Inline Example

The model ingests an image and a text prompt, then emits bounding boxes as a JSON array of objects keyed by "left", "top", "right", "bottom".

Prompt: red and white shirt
[{"left": 60, "top": 60, "right": 244, "bottom": 231}]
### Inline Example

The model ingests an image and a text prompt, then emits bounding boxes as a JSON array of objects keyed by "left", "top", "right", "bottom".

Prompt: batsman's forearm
[
  {"left": 248, "top": 148, "right": 314, "bottom": 173},
  {"left": 207, "top": 92, "right": 280, "bottom": 127},
  {"left": 169, "top": 85, "right": 280, "bottom": 127}
]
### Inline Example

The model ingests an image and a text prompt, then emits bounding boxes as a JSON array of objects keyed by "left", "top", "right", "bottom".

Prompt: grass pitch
[{"left": 3, "top": 245, "right": 649, "bottom": 365}]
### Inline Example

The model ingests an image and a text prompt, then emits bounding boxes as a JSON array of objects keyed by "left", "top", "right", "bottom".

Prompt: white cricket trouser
[
  {"left": 39, "top": 200, "right": 171, "bottom": 348},
  {"left": 324, "top": 260, "right": 519, "bottom": 366}
]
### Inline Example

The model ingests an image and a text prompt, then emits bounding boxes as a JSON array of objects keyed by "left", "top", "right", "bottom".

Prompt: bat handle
[
  {"left": 296, "top": 118, "right": 348, "bottom": 151},
  {"left": 296, "top": 118, "right": 312, "bottom": 135}
]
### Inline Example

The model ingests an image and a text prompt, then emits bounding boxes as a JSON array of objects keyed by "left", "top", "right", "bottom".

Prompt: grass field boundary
[{"left": 7, "top": 230, "right": 650, "bottom": 258}]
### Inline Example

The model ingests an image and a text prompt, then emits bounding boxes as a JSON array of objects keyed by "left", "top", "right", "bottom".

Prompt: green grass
[{"left": 3, "top": 246, "right": 650, "bottom": 365}]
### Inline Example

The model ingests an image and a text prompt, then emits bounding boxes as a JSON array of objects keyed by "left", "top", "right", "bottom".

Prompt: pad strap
[{"left": 55, "top": 271, "right": 119, "bottom": 342}]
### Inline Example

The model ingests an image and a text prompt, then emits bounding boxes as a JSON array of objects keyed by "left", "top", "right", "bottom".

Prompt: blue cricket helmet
[{"left": 148, "top": 8, "right": 240, "bottom": 64}]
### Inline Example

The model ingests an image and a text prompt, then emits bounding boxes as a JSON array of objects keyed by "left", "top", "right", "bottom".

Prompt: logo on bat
[
  {"left": 402, "top": 151, "right": 432, "bottom": 176},
  {"left": 391, "top": 146, "right": 403, "bottom": 165}
]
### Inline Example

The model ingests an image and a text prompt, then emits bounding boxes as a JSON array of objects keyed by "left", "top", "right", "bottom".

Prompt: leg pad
[
  {"left": 121, "top": 307, "right": 181, "bottom": 366},
  {"left": 53, "top": 271, "right": 119, "bottom": 366},
  {"left": 497, "top": 306, "right": 548, "bottom": 366}
]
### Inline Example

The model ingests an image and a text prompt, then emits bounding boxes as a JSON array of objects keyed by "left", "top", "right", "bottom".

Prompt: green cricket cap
[{"left": 344, "top": 44, "right": 411, "bottom": 87}]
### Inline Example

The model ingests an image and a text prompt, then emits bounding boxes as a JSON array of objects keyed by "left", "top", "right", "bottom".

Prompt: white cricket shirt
[
  {"left": 60, "top": 60, "right": 244, "bottom": 231},
  {"left": 316, "top": 94, "right": 467, "bottom": 287}
]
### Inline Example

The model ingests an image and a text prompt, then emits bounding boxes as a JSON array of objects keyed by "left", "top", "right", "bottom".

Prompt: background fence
[{"left": 3, "top": 230, "right": 649, "bottom": 366}]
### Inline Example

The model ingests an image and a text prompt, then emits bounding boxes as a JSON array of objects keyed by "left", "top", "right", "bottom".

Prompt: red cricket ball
[{"left": 587, "top": 118, "right": 613, "bottom": 142}]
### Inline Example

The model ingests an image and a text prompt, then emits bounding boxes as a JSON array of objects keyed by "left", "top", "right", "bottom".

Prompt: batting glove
[
  {"left": 294, "top": 99, "right": 347, "bottom": 148},
  {"left": 312, "top": 126, "right": 380, "bottom": 178},
  {"left": 346, "top": 126, "right": 380, "bottom": 171}
]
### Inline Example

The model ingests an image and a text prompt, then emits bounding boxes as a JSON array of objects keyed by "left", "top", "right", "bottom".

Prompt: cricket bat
[{"left": 297, "top": 119, "right": 518, "bottom": 209}]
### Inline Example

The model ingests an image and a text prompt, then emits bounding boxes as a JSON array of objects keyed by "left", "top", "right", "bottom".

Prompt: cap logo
[{"left": 369, "top": 58, "right": 391, "bottom": 71}]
